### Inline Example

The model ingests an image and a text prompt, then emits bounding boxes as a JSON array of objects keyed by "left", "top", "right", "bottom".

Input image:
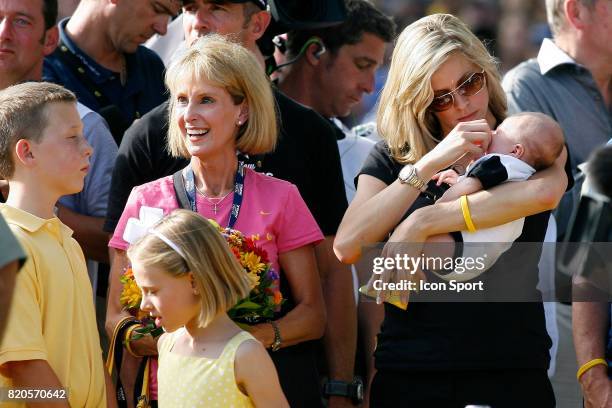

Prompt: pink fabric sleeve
[{"left": 276, "top": 185, "right": 324, "bottom": 253}]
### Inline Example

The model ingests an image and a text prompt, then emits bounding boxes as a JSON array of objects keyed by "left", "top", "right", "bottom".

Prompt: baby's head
[
  {"left": 489, "top": 112, "right": 564, "bottom": 170},
  {"left": 127, "top": 210, "right": 252, "bottom": 331}
]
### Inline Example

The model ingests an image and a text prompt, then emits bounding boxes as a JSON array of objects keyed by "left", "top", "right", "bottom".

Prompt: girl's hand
[
  {"left": 432, "top": 169, "right": 460, "bottom": 186},
  {"left": 422, "top": 119, "right": 491, "bottom": 172}
]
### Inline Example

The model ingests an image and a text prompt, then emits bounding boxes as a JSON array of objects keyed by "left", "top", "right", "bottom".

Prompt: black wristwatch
[{"left": 323, "top": 377, "right": 364, "bottom": 405}]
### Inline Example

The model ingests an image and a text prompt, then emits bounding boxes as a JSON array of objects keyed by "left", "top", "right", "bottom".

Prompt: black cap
[
  {"left": 268, "top": 0, "right": 346, "bottom": 33},
  {"left": 227, "top": 0, "right": 267, "bottom": 10}
]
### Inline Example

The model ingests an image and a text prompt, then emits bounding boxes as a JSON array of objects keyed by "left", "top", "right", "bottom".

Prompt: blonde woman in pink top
[{"left": 106, "top": 35, "right": 325, "bottom": 407}]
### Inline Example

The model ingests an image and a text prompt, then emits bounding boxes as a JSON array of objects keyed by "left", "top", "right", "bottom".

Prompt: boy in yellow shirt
[{"left": 0, "top": 82, "right": 109, "bottom": 407}]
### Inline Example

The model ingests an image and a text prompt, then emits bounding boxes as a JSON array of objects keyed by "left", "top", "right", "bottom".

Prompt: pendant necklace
[{"left": 195, "top": 185, "right": 233, "bottom": 215}]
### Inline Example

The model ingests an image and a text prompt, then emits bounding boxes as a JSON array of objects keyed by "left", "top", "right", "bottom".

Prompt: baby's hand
[{"left": 432, "top": 169, "right": 460, "bottom": 186}]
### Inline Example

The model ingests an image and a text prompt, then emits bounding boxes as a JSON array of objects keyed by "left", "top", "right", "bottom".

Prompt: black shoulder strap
[{"left": 173, "top": 169, "right": 191, "bottom": 210}]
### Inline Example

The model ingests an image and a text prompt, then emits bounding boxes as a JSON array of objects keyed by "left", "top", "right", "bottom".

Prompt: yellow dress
[{"left": 157, "top": 330, "right": 256, "bottom": 408}]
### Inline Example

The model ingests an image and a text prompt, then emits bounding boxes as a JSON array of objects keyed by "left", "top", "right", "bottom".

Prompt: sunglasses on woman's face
[{"left": 429, "top": 70, "right": 487, "bottom": 112}]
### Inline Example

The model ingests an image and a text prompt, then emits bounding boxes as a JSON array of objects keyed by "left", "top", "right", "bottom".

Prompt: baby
[
  {"left": 429, "top": 112, "right": 565, "bottom": 282},
  {"left": 435, "top": 112, "right": 564, "bottom": 191}
]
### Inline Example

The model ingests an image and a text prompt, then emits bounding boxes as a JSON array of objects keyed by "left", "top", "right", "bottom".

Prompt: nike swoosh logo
[{"left": 260, "top": 211, "right": 271, "bottom": 216}]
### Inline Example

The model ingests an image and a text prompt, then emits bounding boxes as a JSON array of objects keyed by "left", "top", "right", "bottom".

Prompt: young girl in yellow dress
[{"left": 128, "top": 210, "right": 288, "bottom": 407}]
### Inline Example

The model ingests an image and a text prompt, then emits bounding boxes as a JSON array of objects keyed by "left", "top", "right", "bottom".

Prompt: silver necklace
[{"left": 195, "top": 184, "right": 233, "bottom": 215}]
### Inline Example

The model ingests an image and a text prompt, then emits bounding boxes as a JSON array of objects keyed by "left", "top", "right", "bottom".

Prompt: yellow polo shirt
[{"left": 0, "top": 204, "right": 106, "bottom": 408}]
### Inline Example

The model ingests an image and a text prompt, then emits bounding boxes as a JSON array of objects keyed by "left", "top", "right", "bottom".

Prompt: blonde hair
[
  {"left": 165, "top": 34, "right": 277, "bottom": 158},
  {"left": 377, "top": 14, "right": 507, "bottom": 164},
  {"left": 127, "top": 210, "right": 252, "bottom": 328},
  {"left": 0, "top": 82, "right": 76, "bottom": 178}
]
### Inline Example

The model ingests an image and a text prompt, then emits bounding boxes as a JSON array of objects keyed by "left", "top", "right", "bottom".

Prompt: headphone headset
[
  {"left": 306, "top": 37, "right": 326, "bottom": 60},
  {"left": 269, "top": 36, "right": 326, "bottom": 75}
]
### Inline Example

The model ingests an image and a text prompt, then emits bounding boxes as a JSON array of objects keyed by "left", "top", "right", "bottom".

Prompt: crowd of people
[{"left": 0, "top": 0, "right": 610, "bottom": 407}]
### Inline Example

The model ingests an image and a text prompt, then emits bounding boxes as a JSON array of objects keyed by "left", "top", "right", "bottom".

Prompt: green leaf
[{"left": 232, "top": 301, "right": 261, "bottom": 310}]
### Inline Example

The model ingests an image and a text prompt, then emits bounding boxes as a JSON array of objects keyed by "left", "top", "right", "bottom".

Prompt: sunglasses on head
[{"left": 429, "top": 70, "right": 487, "bottom": 112}]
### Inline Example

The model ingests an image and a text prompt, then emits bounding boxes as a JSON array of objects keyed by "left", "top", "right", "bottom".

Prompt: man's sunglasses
[{"left": 429, "top": 70, "right": 487, "bottom": 112}]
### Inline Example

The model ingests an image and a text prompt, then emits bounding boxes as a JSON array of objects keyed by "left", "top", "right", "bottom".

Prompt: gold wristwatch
[{"left": 398, "top": 164, "right": 427, "bottom": 192}]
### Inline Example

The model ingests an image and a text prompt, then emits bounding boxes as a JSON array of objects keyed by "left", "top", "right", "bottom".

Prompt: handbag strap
[
  {"left": 136, "top": 358, "right": 151, "bottom": 408},
  {"left": 172, "top": 169, "right": 191, "bottom": 210},
  {"left": 106, "top": 317, "right": 138, "bottom": 408},
  {"left": 106, "top": 316, "right": 136, "bottom": 375}
]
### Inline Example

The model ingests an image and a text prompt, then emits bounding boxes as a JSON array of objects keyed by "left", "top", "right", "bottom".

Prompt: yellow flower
[
  {"left": 247, "top": 271, "right": 260, "bottom": 289},
  {"left": 240, "top": 252, "right": 266, "bottom": 274},
  {"left": 228, "top": 234, "right": 242, "bottom": 248},
  {"left": 120, "top": 279, "right": 142, "bottom": 310}
]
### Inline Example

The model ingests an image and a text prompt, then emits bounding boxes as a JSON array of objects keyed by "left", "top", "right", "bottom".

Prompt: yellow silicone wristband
[
  {"left": 460, "top": 195, "right": 477, "bottom": 233},
  {"left": 577, "top": 358, "right": 608, "bottom": 381}
]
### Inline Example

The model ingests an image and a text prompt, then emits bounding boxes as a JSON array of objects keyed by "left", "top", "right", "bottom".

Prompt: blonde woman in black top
[{"left": 334, "top": 14, "right": 571, "bottom": 407}]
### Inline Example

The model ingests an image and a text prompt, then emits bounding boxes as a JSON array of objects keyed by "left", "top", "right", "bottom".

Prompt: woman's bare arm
[
  {"left": 245, "top": 245, "right": 326, "bottom": 348},
  {"left": 334, "top": 174, "right": 428, "bottom": 264},
  {"left": 398, "top": 147, "right": 568, "bottom": 239}
]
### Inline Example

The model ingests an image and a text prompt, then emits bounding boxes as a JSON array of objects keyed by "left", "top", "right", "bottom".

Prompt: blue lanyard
[{"left": 183, "top": 162, "right": 245, "bottom": 229}]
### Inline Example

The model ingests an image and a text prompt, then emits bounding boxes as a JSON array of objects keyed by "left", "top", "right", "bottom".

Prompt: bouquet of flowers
[
  {"left": 211, "top": 220, "right": 284, "bottom": 324},
  {"left": 119, "top": 220, "right": 283, "bottom": 337}
]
